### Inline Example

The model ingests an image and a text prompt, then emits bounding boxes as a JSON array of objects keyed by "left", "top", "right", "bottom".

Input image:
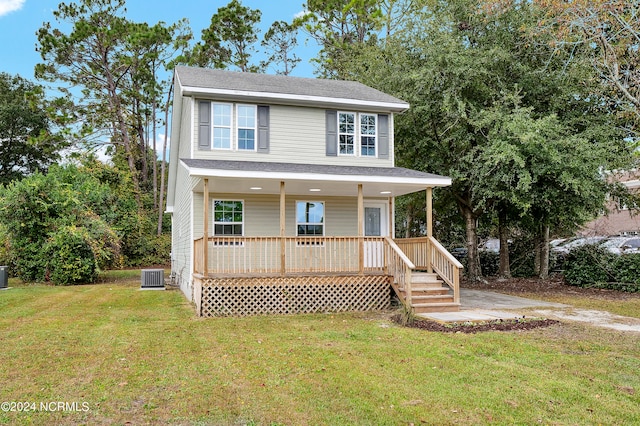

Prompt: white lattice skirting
[{"left": 194, "top": 275, "right": 391, "bottom": 317}]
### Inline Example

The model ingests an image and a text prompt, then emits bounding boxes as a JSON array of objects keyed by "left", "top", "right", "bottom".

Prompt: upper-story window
[
  {"left": 199, "top": 101, "right": 265, "bottom": 152},
  {"left": 236, "top": 105, "right": 256, "bottom": 150},
  {"left": 360, "top": 114, "right": 377, "bottom": 157},
  {"left": 337, "top": 112, "right": 378, "bottom": 157},
  {"left": 339, "top": 112, "right": 355, "bottom": 155},
  {"left": 212, "top": 103, "right": 232, "bottom": 149}
]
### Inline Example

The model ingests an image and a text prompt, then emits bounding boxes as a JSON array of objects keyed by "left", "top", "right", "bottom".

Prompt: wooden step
[
  {"left": 399, "top": 287, "right": 450, "bottom": 296},
  {"left": 411, "top": 294, "right": 454, "bottom": 304},
  {"left": 411, "top": 273, "right": 441, "bottom": 285},
  {"left": 412, "top": 302, "right": 460, "bottom": 314}
]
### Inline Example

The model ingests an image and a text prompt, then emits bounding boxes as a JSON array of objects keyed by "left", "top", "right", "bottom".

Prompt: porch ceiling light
[
  {"left": 380, "top": 191, "right": 392, "bottom": 195},
  {"left": 250, "top": 186, "right": 262, "bottom": 190},
  {"left": 309, "top": 188, "right": 321, "bottom": 192}
]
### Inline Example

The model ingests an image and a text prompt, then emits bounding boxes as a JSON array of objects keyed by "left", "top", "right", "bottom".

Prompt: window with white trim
[
  {"left": 236, "top": 104, "right": 256, "bottom": 150},
  {"left": 360, "top": 113, "right": 377, "bottom": 156},
  {"left": 212, "top": 103, "right": 232, "bottom": 149},
  {"left": 296, "top": 201, "right": 325, "bottom": 236},
  {"left": 338, "top": 112, "right": 355, "bottom": 155},
  {"left": 213, "top": 200, "right": 244, "bottom": 236}
]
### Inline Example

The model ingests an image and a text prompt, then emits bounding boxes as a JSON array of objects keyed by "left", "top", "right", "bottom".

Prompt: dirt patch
[
  {"left": 462, "top": 274, "right": 640, "bottom": 301},
  {"left": 392, "top": 314, "right": 560, "bottom": 333}
]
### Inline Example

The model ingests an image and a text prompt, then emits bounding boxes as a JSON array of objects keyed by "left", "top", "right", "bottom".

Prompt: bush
[
  {"left": 45, "top": 226, "right": 98, "bottom": 285},
  {"left": 563, "top": 244, "right": 640, "bottom": 292}
]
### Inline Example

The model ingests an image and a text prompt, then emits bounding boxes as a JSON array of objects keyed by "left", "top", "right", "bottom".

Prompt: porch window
[
  {"left": 338, "top": 112, "right": 355, "bottom": 155},
  {"left": 296, "top": 201, "right": 324, "bottom": 236},
  {"left": 212, "top": 103, "right": 232, "bottom": 149},
  {"left": 213, "top": 200, "right": 243, "bottom": 236},
  {"left": 236, "top": 105, "right": 256, "bottom": 150},
  {"left": 360, "top": 114, "right": 376, "bottom": 156}
]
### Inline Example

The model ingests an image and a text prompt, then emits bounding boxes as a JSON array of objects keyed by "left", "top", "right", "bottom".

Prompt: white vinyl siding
[{"left": 193, "top": 103, "right": 394, "bottom": 168}]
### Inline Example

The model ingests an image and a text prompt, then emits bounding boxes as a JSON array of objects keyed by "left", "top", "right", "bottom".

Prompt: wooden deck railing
[
  {"left": 194, "top": 236, "right": 387, "bottom": 276},
  {"left": 194, "top": 235, "right": 462, "bottom": 306}
]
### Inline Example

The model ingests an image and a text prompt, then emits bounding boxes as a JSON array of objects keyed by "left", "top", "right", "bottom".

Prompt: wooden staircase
[{"left": 398, "top": 272, "right": 460, "bottom": 313}]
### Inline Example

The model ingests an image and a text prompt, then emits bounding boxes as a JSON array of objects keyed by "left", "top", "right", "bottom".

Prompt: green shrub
[
  {"left": 564, "top": 245, "right": 640, "bottom": 292},
  {"left": 45, "top": 226, "right": 97, "bottom": 285}
]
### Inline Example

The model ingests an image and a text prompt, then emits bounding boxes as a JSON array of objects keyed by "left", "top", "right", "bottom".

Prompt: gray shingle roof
[
  {"left": 175, "top": 66, "right": 408, "bottom": 109},
  {"left": 181, "top": 158, "right": 448, "bottom": 181}
]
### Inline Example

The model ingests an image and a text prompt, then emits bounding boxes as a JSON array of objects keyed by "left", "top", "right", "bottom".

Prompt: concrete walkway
[
  {"left": 418, "top": 289, "right": 567, "bottom": 323},
  {"left": 419, "top": 289, "right": 640, "bottom": 332}
]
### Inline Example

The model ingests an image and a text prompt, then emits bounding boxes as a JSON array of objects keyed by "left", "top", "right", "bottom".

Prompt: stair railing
[{"left": 384, "top": 237, "right": 415, "bottom": 308}]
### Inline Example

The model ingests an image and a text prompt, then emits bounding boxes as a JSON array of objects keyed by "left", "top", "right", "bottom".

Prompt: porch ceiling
[{"left": 182, "top": 159, "right": 451, "bottom": 197}]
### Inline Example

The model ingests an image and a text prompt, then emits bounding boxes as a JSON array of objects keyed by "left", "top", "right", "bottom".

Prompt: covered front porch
[{"left": 184, "top": 159, "right": 462, "bottom": 316}]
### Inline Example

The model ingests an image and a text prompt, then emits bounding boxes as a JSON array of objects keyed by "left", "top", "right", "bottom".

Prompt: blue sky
[{"left": 0, "top": 0, "right": 319, "bottom": 80}]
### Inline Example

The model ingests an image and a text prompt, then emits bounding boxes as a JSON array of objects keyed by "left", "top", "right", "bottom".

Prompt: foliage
[
  {"left": 564, "top": 245, "right": 640, "bottom": 291},
  {"left": 194, "top": 0, "right": 262, "bottom": 72},
  {"left": 0, "top": 72, "right": 69, "bottom": 185},
  {"left": 35, "top": 0, "right": 190, "bottom": 205},
  {"left": 261, "top": 20, "right": 301, "bottom": 75},
  {"left": 534, "top": 0, "right": 640, "bottom": 139},
  {"left": 328, "top": 0, "right": 634, "bottom": 280},
  {"left": 0, "top": 160, "right": 167, "bottom": 284}
]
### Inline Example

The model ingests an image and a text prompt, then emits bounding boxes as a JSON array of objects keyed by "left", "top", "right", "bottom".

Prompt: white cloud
[
  {"left": 0, "top": 0, "right": 25, "bottom": 17},
  {"left": 294, "top": 10, "right": 307, "bottom": 19}
]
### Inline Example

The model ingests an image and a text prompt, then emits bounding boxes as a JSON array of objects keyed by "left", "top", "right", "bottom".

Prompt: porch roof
[{"left": 181, "top": 158, "right": 451, "bottom": 197}]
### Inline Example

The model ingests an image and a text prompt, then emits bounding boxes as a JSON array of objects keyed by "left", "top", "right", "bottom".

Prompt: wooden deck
[{"left": 192, "top": 236, "right": 462, "bottom": 317}]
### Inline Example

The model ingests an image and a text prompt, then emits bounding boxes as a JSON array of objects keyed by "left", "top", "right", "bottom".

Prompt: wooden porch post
[
  {"left": 203, "top": 178, "right": 209, "bottom": 276},
  {"left": 280, "top": 181, "right": 286, "bottom": 275},
  {"left": 426, "top": 187, "right": 433, "bottom": 273},
  {"left": 358, "top": 184, "right": 364, "bottom": 274}
]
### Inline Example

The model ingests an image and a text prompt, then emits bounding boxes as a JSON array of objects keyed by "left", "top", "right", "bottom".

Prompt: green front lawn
[{"left": 0, "top": 281, "right": 638, "bottom": 425}]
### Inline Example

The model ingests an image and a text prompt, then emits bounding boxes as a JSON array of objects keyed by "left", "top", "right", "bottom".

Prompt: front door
[{"left": 363, "top": 202, "right": 388, "bottom": 268}]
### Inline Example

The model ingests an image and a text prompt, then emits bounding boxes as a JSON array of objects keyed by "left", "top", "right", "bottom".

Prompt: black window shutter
[
  {"left": 198, "top": 101, "right": 211, "bottom": 150},
  {"left": 378, "top": 114, "right": 389, "bottom": 159},
  {"left": 326, "top": 110, "right": 337, "bottom": 156},
  {"left": 257, "top": 105, "right": 269, "bottom": 153}
]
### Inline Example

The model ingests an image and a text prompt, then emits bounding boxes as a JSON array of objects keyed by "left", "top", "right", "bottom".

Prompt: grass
[{"left": 0, "top": 281, "right": 639, "bottom": 425}]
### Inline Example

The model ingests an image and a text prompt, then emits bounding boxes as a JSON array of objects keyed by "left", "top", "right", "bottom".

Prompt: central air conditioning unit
[{"left": 141, "top": 269, "right": 165, "bottom": 289}]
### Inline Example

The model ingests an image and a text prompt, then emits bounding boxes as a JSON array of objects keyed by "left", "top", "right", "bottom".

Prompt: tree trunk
[
  {"left": 539, "top": 223, "right": 550, "bottom": 279},
  {"left": 498, "top": 209, "right": 511, "bottom": 279},
  {"left": 152, "top": 94, "right": 158, "bottom": 210},
  {"left": 462, "top": 205, "right": 483, "bottom": 282},
  {"left": 104, "top": 68, "right": 141, "bottom": 205}
]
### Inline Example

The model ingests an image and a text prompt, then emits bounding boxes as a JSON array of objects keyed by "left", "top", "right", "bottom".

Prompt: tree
[
  {"left": 194, "top": 0, "right": 262, "bottom": 72},
  {"left": 261, "top": 20, "right": 301, "bottom": 75},
  {"left": 0, "top": 73, "right": 68, "bottom": 185},
  {"left": 36, "top": 0, "right": 189, "bottom": 205},
  {"left": 335, "top": 0, "right": 634, "bottom": 280},
  {"left": 298, "top": 0, "right": 385, "bottom": 77},
  {"left": 535, "top": 0, "right": 640, "bottom": 139}
]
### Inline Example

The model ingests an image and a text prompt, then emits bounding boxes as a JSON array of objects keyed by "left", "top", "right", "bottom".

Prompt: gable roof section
[{"left": 175, "top": 66, "right": 409, "bottom": 113}]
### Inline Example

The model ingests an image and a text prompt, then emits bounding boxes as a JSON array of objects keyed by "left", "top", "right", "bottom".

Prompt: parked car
[
  {"left": 599, "top": 236, "right": 640, "bottom": 255},
  {"left": 478, "top": 238, "right": 501, "bottom": 253},
  {"left": 552, "top": 236, "right": 607, "bottom": 255}
]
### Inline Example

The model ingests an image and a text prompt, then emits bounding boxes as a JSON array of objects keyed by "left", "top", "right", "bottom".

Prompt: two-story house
[{"left": 166, "top": 66, "right": 462, "bottom": 317}]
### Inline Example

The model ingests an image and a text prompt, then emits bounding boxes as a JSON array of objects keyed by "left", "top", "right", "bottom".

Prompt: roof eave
[{"left": 180, "top": 85, "right": 410, "bottom": 113}]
